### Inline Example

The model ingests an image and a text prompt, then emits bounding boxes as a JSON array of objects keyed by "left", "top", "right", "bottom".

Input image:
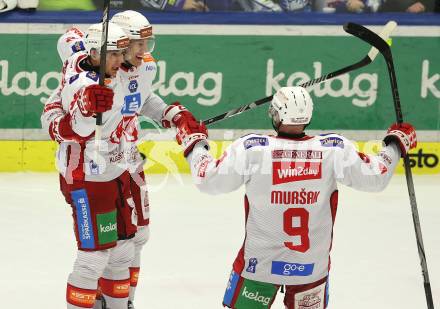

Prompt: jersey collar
[{"left": 276, "top": 132, "right": 314, "bottom": 141}]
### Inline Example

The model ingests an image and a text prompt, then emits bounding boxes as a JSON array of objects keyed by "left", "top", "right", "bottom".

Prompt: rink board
[
  {"left": 0, "top": 140, "right": 439, "bottom": 175},
  {"left": 0, "top": 25, "right": 439, "bottom": 133}
]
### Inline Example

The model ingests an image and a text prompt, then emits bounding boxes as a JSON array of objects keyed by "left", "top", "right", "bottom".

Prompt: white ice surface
[{"left": 0, "top": 173, "right": 439, "bottom": 309}]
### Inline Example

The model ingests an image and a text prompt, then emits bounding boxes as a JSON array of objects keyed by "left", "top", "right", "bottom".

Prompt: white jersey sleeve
[
  {"left": 138, "top": 92, "right": 168, "bottom": 124},
  {"left": 57, "top": 27, "right": 86, "bottom": 64},
  {"left": 333, "top": 135, "right": 400, "bottom": 192},
  {"left": 187, "top": 137, "right": 251, "bottom": 195},
  {"left": 41, "top": 84, "right": 63, "bottom": 132}
]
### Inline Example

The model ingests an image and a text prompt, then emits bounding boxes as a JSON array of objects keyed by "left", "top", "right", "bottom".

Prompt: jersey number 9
[{"left": 283, "top": 208, "right": 310, "bottom": 253}]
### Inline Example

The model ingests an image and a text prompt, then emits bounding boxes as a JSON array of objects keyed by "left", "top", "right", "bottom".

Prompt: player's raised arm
[
  {"left": 188, "top": 137, "right": 250, "bottom": 195},
  {"left": 173, "top": 110, "right": 248, "bottom": 194},
  {"left": 334, "top": 123, "right": 417, "bottom": 192}
]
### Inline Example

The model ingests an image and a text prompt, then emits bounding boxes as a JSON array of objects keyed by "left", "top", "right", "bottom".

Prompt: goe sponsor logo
[{"left": 271, "top": 261, "right": 314, "bottom": 276}]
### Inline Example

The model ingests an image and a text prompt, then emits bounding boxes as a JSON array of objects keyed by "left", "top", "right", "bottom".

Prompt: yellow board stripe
[{"left": 0, "top": 140, "right": 439, "bottom": 175}]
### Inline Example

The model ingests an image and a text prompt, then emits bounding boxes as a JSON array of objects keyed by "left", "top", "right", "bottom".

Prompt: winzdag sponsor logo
[
  {"left": 241, "top": 286, "right": 271, "bottom": 306},
  {"left": 272, "top": 161, "right": 322, "bottom": 184}
]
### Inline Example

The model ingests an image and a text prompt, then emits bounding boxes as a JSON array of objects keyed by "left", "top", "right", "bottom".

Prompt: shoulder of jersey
[
  {"left": 238, "top": 133, "right": 271, "bottom": 150},
  {"left": 318, "top": 133, "right": 346, "bottom": 149},
  {"left": 142, "top": 53, "right": 156, "bottom": 63},
  {"left": 68, "top": 71, "right": 99, "bottom": 87},
  {"left": 65, "top": 52, "right": 88, "bottom": 75}
]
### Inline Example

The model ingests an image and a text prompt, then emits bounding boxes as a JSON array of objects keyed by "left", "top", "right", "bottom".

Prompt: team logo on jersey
[
  {"left": 122, "top": 93, "right": 141, "bottom": 115},
  {"left": 243, "top": 136, "right": 268, "bottom": 149},
  {"left": 271, "top": 261, "right": 314, "bottom": 276},
  {"left": 272, "top": 161, "right": 322, "bottom": 185},
  {"left": 89, "top": 161, "right": 100, "bottom": 175},
  {"left": 319, "top": 136, "right": 344, "bottom": 148},
  {"left": 71, "top": 41, "right": 85, "bottom": 53},
  {"left": 246, "top": 258, "right": 258, "bottom": 273},
  {"left": 86, "top": 71, "right": 99, "bottom": 82},
  {"left": 128, "top": 80, "right": 138, "bottom": 93},
  {"left": 69, "top": 74, "right": 79, "bottom": 84},
  {"left": 71, "top": 189, "right": 95, "bottom": 249}
]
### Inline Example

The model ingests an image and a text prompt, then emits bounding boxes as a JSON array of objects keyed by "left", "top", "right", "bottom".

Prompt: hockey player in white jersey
[
  {"left": 48, "top": 22, "right": 140, "bottom": 309},
  {"left": 42, "top": 13, "right": 200, "bottom": 309},
  {"left": 177, "top": 86, "right": 417, "bottom": 308}
]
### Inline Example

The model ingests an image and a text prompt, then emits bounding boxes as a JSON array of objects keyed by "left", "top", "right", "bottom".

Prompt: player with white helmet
[
  {"left": 42, "top": 11, "right": 200, "bottom": 309},
  {"left": 110, "top": 11, "right": 203, "bottom": 308},
  {"left": 176, "top": 86, "right": 417, "bottom": 308},
  {"left": 49, "top": 22, "right": 140, "bottom": 309}
]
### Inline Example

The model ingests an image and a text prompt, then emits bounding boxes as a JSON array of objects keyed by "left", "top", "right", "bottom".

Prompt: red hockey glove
[
  {"left": 79, "top": 84, "right": 114, "bottom": 116},
  {"left": 384, "top": 122, "right": 417, "bottom": 157},
  {"left": 161, "top": 102, "right": 196, "bottom": 128},
  {"left": 176, "top": 119, "right": 208, "bottom": 157}
]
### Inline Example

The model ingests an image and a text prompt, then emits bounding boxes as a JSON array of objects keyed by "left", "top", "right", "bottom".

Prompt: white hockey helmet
[
  {"left": 111, "top": 10, "right": 155, "bottom": 52},
  {"left": 111, "top": 10, "right": 154, "bottom": 39},
  {"left": 84, "top": 22, "right": 129, "bottom": 55},
  {"left": 0, "top": 0, "right": 17, "bottom": 12},
  {"left": 269, "top": 86, "right": 314, "bottom": 128}
]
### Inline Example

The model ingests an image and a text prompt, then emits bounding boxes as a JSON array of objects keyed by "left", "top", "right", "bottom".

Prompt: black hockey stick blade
[
  {"left": 203, "top": 22, "right": 396, "bottom": 126},
  {"left": 344, "top": 22, "right": 395, "bottom": 59},
  {"left": 345, "top": 21, "right": 407, "bottom": 122}
]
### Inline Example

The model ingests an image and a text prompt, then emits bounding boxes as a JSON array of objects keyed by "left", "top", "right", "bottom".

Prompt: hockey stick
[
  {"left": 94, "top": 0, "right": 111, "bottom": 159},
  {"left": 344, "top": 22, "right": 435, "bottom": 309},
  {"left": 203, "top": 21, "right": 397, "bottom": 126}
]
